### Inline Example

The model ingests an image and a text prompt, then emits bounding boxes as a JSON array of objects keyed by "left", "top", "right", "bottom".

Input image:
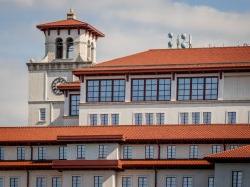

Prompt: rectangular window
[
  {"left": 87, "top": 79, "right": 125, "bottom": 102},
  {"left": 72, "top": 176, "right": 81, "bottom": 187},
  {"left": 100, "top": 114, "right": 108, "bottom": 125},
  {"left": 227, "top": 112, "right": 236, "bottom": 124},
  {"left": 138, "top": 177, "right": 148, "bottom": 187},
  {"left": 52, "top": 177, "right": 62, "bottom": 187},
  {"left": 189, "top": 145, "right": 198, "bottom": 159},
  {"left": 39, "top": 108, "right": 46, "bottom": 121},
  {"left": 94, "top": 176, "right": 103, "bottom": 187},
  {"left": 70, "top": 94, "right": 80, "bottom": 116},
  {"left": 0, "top": 147, "right": 4, "bottom": 160},
  {"left": 134, "top": 113, "right": 143, "bottom": 125},
  {"left": 123, "top": 145, "right": 132, "bottom": 159},
  {"left": 145, "top": 145, "right": 154, "bottom": 159},
  {"left": 156, "top": 113, "right": 165, "bottom": 125},
  {"left": 192, "top": 112, "right": 200, "bottom": 124},
  {"left": 36, "top": 177, "right": 46, "bottom": 187},
  {"left": 212, "top": 145, "right": 221, "bottom": 154},
  {"left": 90, "top": 114, "right": 98, "bottom": 126},
  {"left": 166, "top": 177, "right": 176, "bottom": 187},
  {"left": 132, "top": 78, "right": 171, "bottom": 101},
  {"left": 17, "top": 147, "right": 25, "bottom": 160},
  {"left": 111, "top": 114, "right": 119, "bottom": 125},
  {"left": 182, "top": 177, "right": 193, "bottom": 187},
  {"left": 232, "top": 171, "right": 243, "bottom": 187},
  {"left": 98, "top": 145, "right": 108, "bottom": 159},
  {"left": 10, "top": 177, "right": 19, "bottom": 187},
  {"left": 167, "top": 145, "right": 176, "bottom": 159},
  {"left": 208, "top": 177, "right": 214, "bottom": 187},
  {"left": 229, "top": 145, "right": 239, "bottom": 150},
  {"left": 145, "top": 113, "right": 154, "bottom": 125},
  {"left": 38, "top": 147, "right": 46, "bottom": 160},
  {"left": 180, "top": 113, "right": 189, "bottom": 124},
  {"left": 0, "top": 178, "right": 3, "bottom": 187},
  {"left": 77, "top": 145, "right": 85, "bottom": 159},
  {"left": 122, "top": 177, "right": 132, "bottom": 187},
  {"left": 177, "top": 77, "right": 218, "bottom": 100},
  {"left": 203, "top": 112, "right": 211, "bottom": 124},
  {"left": 59, "top": 146, "right": 67, "bottom": 160}
]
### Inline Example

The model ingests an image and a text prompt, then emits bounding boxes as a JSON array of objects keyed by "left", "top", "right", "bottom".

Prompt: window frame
[
  {"left": 203, "top": 112, "right": 211, "bottom": 124},
  {"left": 182, "top": 176, "right": 193, "bottom": 187},
  {"left": 122, "top": 176, "right": 132, "bottom": 187},
  {"left": 76, "top": 145, "right": 85, "bottom": 159},
  {"left": 89, "top": 114, "right": 98, "bottom": 126},
  {"left": 145, "top": 113, "right": 154, "bottom": 125},
  {"left": 167, "top": 145, "right": 176, "bottom": 159},
  {"left": 134, "top": 113, "right": 143, "bottom": 125},
  {"left": 232, "top": 171, "right": 243, "bottom": 187},
  {"left": 59, "top": 146, "right": 67, "bottom": 160},
  {"left": 123, "top": 145, "right": 132, "bottom": 159},
  {"left": 111, "top": 113, "right": 119, "bottom": 125},
  {"left": 100, "top": 114, "right": 109, "bottom": 126},
  {"left": 138, "top": 176, "right": 148, "bottom": 187},
  {"left": 189, "top": 145, "right": 198, "bottom": 159},
  {"left": 55, "top": 38, "right": 63, "bottom": 59},
  {"left": 98, "top": 144, "right": 108, "bottom": 159},
  {"left": 208, "top": 177, "right": 214, "bottom": 187},
  {"left": 94, "top": 176, "right": 103, "bottom": 187},
  {"left": 166, "top": 176, "right": 177, "bottom": 187},
  {"left": 36, "top": 176, "right": 46, "bottom": 187},
  {"left": 39, "top": 108, "right": 46, "bottom": 122},
  {"left": 37, "top": 146, "right": 46, "bottom": 160},
  {"left": 179, "top": 112, "right": 189, "bottom": 124},
  {"left": 156, "top": 113, "right": 165, "bottom": 125},
  {"left": 192, "top": 112, "right": 200, "bottom": 124},
  {"left": 10, "top": 177, "right": 19, "bottom": 187},
  {"left": 227, "top": 112, "right": 236, "bottom": 124},
  {"left": 52, "top": 177, "right": 62, "bottom": 187},
  {"left": 145, "top": 145, "right": 154, "bottom": 159},
  {"left": 66, "top": 37, "right": 74, "bottom": 59},
  {"left": 69, "top": 94, "right": 80, "bottom": 116},
  {"left": 0, "top": 147, "right": 4, "bottom": 160},
  {"left": 72, "top": 176, "right": 81, "bottom": 187},
  {"left": 17, "top": 146, "right": 25, "bottom": 160}
]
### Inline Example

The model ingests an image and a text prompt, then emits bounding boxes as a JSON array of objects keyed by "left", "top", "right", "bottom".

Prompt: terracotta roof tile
[
  {"left": 0, "top": 125, "right": 250, "bottom": 144},
  {"left": 0, "top": 161, "right": 52, "bottom": 170},
  {"left": 57, "top": 81, "right": 80, "bottom": 91}
]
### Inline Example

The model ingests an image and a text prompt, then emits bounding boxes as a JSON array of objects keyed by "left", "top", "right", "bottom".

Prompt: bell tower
[{"left": 27, "top": 10, "right": 104, "bottom": 126}]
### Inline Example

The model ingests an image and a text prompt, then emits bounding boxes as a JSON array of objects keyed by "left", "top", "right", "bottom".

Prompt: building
[{"left": 0, "top": 10, "right": 250, "bottom": 187}]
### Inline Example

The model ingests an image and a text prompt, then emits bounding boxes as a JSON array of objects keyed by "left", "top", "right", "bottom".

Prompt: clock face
[{"left": 51, "top": 77, "right": 66, "bottom": 95}]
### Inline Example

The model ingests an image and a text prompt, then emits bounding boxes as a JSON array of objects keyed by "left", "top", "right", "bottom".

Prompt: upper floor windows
[
  {"left": 131, "top": 78, "right": 171, "bottom": 101},
  {"left": 98, "top": 144, "right": 108, "bottom": 159},
  {"left": 39, "top": 108, "right": 46, "bottom": 122},
  {"left": 87, "top": 80, "right": 125, "bottom": 102},
  {"left": 145, "top": 145, "right": 154, "bottom": 159},
  {"left": 37, "top": 146, "right": 46, "bottom": 160},
  {"left": 77, "top": 145, "right": 85, "bottom": 159},
  {"left": 134, "top": 113, "right": 143, "bottom": 125},
  {"left": 232, "top": 171, "right": 243, "bottom": 187},
  {"left": 52, "top": 177, "right": 62, "bottom": 187},
  {"left": 59, "top": 146, "right": 67, "bottom": 160},
  {"left": 179, "top": 112, "right": 189, "bottom": 124},
  {"left": 167, "top": 145, "right": 176, "bottom": 159},
  {"left": 177, "top": 77, "right": 218, "bottom": 101},
  {"left": 122, "top": 177, "right": 132, "bottom": 187},
  {"left": 123, "top": 145, "right": 132, "bottom": 159},
  {"left": 0, "top": 147, "right": 4, "bottom": 160},
  {"left": 94, "top": 176, "right": 103, "bottom": 187},
  {"left": 55, "top": 38, "right": 63, "bottom": 59},
  {"left": 10, "top": 177, "right": 19, "bottom": 187},
  {"left": 227, "top": 112, "right": 236, "bottom": 124},
  {"left": 70, "top": 94, "right": 80, "bottom": 116},
  {"left": 203, "top": 112, "right": 211, "bottom": 124},
  {"left": 36, "top": 177, "right": 46, "bottom": 187},
  {"left": 111, "top": 114, "right": 119, "bottom": 125},
  {"left": 138, "top": 177, "right": 148, "bottom": 187},
  {"left": 17, "top": 146, "right": 25, "bottom": 160},
  {"left": 72, "top": 176, "right": 81, "bottom": 187},
  {"left": 166, "top": 177, "right": 176, "bottom": 187},
  {"left": 66, "top": 37, "right": 74, "bottom": 59},
  {"left": 189, "top": 145, "right": 198, "bottom": 159}
]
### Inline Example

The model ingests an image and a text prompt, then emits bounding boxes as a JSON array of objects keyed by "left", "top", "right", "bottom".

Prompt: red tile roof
[
  {"left": 37, "top": 19, "right": 105, "bottom": 37},
  {"left": 0, "top": 161, "right": 52, "bottom": 170},
  {"left": 73, "top": 46, "right": 250, "bottom": 76},
  {"left": 57, "top": 81, "right": 80, "bottom": 91},
  {"left": 0, "top": 125, "right": 250, "bottom": 144},
  {"left": 206, "top": 145, "right": 250, "bottom": 162}
]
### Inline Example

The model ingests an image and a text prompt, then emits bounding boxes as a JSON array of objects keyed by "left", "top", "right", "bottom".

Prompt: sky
[{"left": 0, "top": 0, "right": 249, "bottom": 125}]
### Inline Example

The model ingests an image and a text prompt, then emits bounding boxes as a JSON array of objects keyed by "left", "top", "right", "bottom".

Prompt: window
[
  {"left": 36, "top": 177, "right": 46, "bottom": 187},
  {"left": 138, "top": 177, "right": 148, "bottom": 187},
  {"left": 98, "top": 145, "right": 108, "bottom": 159},
  {"left": 17, "top": 147, "right": 25, "bottom": 160},
  {"left": 189, "top": 145, "right": 198, "bottom": 159},
  {"left": 132, "top": 78, "right": 171, "bottom": 101},
  {"left": 145, "top": 113, "right": 154, "bottom": 125},
  {"left": 111, "top": 114, "right": 119, "bottom": 125},
  {"left": 229, "top": 145, "right": 239, "bottom": 150},
  {"left": 94, "top": 176, "right": 103, "bottom": 187},
  {"left": 177, "top": 77, "right": 218, "bottom": 100},
  {"left": 134, "top": 113, "right": 143, "bottom": 125},
  {"left": 0, "top": 178, "right": 3, "bottom": 187},
  {"left": 180, "top": 112, "right": 189, "bottom": 124},
  {"left": 70, "top": 95, "right": 80, "bottom": 116},
  {"left": 100, "top": 114, "right": 108, "bottom": 125},
  {"left": 0, "top": 147, "right": 4, "bottom": 160},
  {"left": 123, "top": 145, "right": 132, "bottom": 159},
  {"left": 212, "top": 145, "right": 221, "bottom": 154},
  {"left": 90, "top": 114, "right": 98, "bottom": 126},
  {"left": 192, "top": 112, "right": 200, "bottom": 124},
  {"left": 203, "top": 112, "right": 211, "bottom": 124},
  {"left": 145, "top": 145, "right": 154, "bottom": 159},
  {"left": 208, "top": 177, "right": 214, "bottom": 187},
  {"left": 122, "top": 177, "right": 132, "bottom": 187},
  {"left": 39, "top": 108, "right": 46, "bottom": 121},
  {"left": 10, "top": 177, "right": 19, "bottom": 187},
  {"left": 55, "top": 38, "right": 63, "bottom": 59},
  {"left": 66, "top": 37, "right": 74, "bottom": 59},
  {"left": 38, "top": 147, "right": 46, "bottom": 160},
  {"left": 166, "top": 177, "right": 176, "bottom": 187},
  {"left": 183, "top": 177, "right": 193, "bottom": 187},
  {"left": 232, "top": 171, "right": 242, "bottom": 187},
  {"left": 167, "top": 145, "right": 176, "bottom": 159},
  {"left": 59, "top": 146, "right": 67, "bottom": 160},
  {"left": 77, "top": 145, "right": 85, "bottom": 159},
  {"left": 72, "top": 176, "right": 81, "bottom": 187},
  {"left": 156, "top": 113, "right": 165, "bottom": 125},
  {"left": 227, "top": 112, "right": 236, "bottom": 124},
  {"left": 52, "top": 177, "right": 62, "bottom": 187},
  {"left": 87, "top": 80, "right": 125, "bottom": 102}
]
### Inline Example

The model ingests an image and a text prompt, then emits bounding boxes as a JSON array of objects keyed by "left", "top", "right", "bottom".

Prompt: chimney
[{"left": 67, "top": 9, "right": 76, "bottom": 20}]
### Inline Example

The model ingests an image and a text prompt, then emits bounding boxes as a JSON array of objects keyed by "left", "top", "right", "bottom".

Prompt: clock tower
[{"left": 27, "top": 9, "right": 104, "bottom": 126}]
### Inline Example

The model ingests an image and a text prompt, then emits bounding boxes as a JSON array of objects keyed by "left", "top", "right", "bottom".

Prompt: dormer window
[
  {"left": 56, "top": 38, "right": 63, "bottom": 59},
  {"left": 66, "top": 37, "right": 74, "bottom": 59}
]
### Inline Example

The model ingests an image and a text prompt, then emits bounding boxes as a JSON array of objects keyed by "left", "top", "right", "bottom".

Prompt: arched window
[
  {"left": 66, "top": 37, "right": 74, "bottom": 59},
  {"left": 55, "top": 38, "right": 63, "bottom": 59},
  {"left": 87, "top": 40, "right": 91, "bottom": 60},
  {"left": 91, "top": 42, "right": 94, "bottom": 61}
]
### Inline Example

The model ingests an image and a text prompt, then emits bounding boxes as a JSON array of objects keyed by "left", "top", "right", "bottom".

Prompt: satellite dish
[
  {"left": 168, "top": 41, "right": 173, "bottom": 48},
  {"left": 181, "top": 42, "right": 187, "bottom": 48},
  {"left": 168, "top": 33, "right": 174, "bottom": 39},
  {"left": 181, "top": 33, "right": 186, "bottom": 40}
]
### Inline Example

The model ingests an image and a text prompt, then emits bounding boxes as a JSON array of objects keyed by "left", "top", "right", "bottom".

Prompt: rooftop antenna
[{"left": 168, "top": 32, "right": 192, "bottom": 49}]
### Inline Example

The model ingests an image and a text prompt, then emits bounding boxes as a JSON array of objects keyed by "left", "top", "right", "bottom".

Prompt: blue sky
[{"left": 0, "top": 0, "right": 249, "bottom": 125}]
